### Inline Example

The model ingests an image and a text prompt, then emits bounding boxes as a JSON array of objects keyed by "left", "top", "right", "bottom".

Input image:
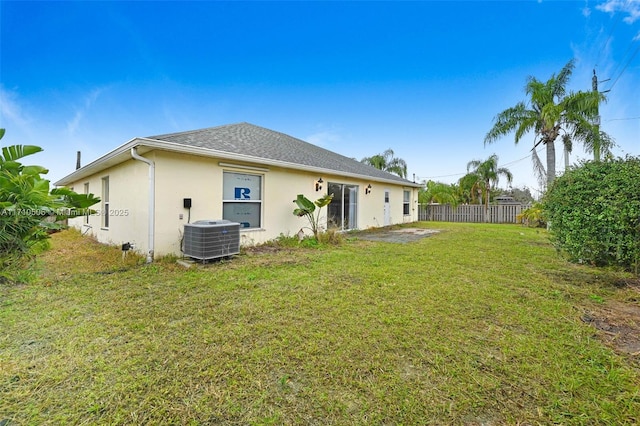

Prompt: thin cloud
[
  {"left": 66, "top": 112, "right": 83, "bottom": 136},
  {"left": 66, "top": 87, "right": 106, "bottom": 136},
  {"left": 0, "top": 85, "right": 30, "bottom": 129},
  {"left": 306, "top": 129, "right": 342, "bottom": 148},
  {"left": 162, "top": 102, "right": 185, "bottom": 133},
  {"left": 597, "top": 0, "right": 640, "bottom": 23}
]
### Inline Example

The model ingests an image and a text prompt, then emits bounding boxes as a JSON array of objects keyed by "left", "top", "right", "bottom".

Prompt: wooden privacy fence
[{"left": 418, "top": 203, "right": 529, "bottom": 224}]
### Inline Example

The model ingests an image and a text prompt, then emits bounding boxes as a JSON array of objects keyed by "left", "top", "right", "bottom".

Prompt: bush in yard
[
  {"left": 0, "top": 129, "right": 100, "bottom": 283},
  {"left": 543, "top": 156, "right": 640, "bottom": 272}
]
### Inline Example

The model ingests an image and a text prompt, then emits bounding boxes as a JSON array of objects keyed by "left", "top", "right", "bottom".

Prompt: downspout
[{"left": 131, "top": 147, "right": 155, "bottom": 263}]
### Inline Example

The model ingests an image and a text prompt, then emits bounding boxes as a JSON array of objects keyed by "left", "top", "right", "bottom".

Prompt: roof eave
[
  {"left": 55, "top": 138, "right": 421, "bottom": 188},
  {"left": 54, "top": 138, "right": 140, "bottom": 186}
]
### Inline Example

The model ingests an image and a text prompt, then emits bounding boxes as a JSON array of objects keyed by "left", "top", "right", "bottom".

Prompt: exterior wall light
[
  {"left": 365, "top": 184, "right": 372, "bottom": 194},
  {"left": 315, "top": 177, "right": 324, "bottom": 192}
]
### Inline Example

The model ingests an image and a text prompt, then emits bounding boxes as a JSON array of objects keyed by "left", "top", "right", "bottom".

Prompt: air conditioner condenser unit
[{"left": 183, "top": 220, "right": 241, "bottom": 261}]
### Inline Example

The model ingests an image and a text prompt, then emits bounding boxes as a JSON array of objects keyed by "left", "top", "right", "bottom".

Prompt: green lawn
[{"left": 1, "top": 223, "right": 639, "bottom": 425}]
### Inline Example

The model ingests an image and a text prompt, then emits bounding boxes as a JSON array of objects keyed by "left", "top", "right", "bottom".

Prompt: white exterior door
[{"left": 383, "top": 190, "right": 391, "bottom": 226}]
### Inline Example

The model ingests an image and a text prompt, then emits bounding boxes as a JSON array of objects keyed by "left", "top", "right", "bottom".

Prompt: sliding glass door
[{"left": 327, "top": 183, "right": 358, "bottom": 230}]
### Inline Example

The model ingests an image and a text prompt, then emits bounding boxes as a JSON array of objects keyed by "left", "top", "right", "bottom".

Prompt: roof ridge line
[{"left": 146, "top": 121, "right": 253, "bottom": 139}]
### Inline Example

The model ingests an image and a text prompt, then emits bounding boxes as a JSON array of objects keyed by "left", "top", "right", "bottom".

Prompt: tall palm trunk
[{"left": 546, "top": 140, "right": 556, "bottom": 188}]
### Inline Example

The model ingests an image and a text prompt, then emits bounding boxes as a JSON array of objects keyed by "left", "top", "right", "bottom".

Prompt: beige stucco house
[{"left": 55, "top": 123, "right": 421, "bottom": 260}]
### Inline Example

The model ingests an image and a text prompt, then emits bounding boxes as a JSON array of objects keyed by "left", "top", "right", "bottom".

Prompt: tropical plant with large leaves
[
  {"left": 361, "top": 148, "right": 408, "bottom": 179},
  {"left": 465, "top": 154, "right": 513, "bottom": 222},
  {"left": 0, "top": 129, "right": 100, "bottom": 282},
  {"left": 293, "top": 193, "right": 334, "bottom": 239},
  {"left": 484, "top": 59, "right": 606, "bottom": 189}
]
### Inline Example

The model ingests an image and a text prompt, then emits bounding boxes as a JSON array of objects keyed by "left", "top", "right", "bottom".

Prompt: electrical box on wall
[{"left": 183, "top": 198, "right": 192, "bottom": 209}]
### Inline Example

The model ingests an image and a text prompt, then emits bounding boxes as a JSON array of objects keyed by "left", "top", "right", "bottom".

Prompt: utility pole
[
  {"left": 591, "top": 70, "right": 610, "bottom": 162},
  {"left": 592, "top": 70, "right": 601, "bottom": 162}
]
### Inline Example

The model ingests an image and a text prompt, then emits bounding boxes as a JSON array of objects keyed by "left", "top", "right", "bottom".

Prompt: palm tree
[
  {"left": 484, "top": 59, "right": 605, "bottom": 189},
  {"left": 419, "top": 180, "right": 459, "bottom": 207},
  {"left": 361, "top": 148, "right": 408, "bottom": 179},
  {"left": 466, "top": 154, "right": 513, "bottom": 222},
  {"left": 457, "top": 173, "right": 484, "bottom": 205}
]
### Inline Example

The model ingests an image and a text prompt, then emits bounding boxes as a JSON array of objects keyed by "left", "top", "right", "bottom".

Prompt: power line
[
  {"left": 501, "top": 149, "right": 541, "bottom": 168},
  {"left": 606, "top": 37, "right": 635, "bottom": 86},
  {"left": 600, "top": 0, "right": 640, "bottom": 92},
  {"left": 607, "top": 44, "right": 640, "bottom": 91},
  {"left": 606, "top": 116, "right": 640, "bottom": 121},
  {"left": 417, "top": 172, "right": 467, "bottom": 180},
  {"left": 417, "top": 147, "right": 545, "bottom": 182},
  {"left": 599, "top": 0, "right": 633, "bottom": 77},
  {"left": 595, "top": 3, "right": 624, "bottom": 69}
]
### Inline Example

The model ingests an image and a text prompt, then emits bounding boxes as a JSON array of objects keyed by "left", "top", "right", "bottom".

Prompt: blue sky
[{"left": 1, "top": 1, "right": 639, "bottom": 197}]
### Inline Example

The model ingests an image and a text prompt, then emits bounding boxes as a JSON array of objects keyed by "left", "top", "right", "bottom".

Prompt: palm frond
[
  {"left": 531, "top": 149, "right": 547, "bottom": 190},
  {"left": 484, "top": 102, "right": 531, "bottom": 145},
  {"left": 1, "top": 145, "right": 43, "bottom": 163},
  {"left": 513, "top": 111, "right": 538, "bottom": 143},
  {"left": 553, "top": 59, "right": 575, "bottom": 98}
]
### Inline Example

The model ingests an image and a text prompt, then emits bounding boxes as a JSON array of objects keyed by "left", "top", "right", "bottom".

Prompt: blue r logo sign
[{"left": 235, "top": 187, "right": 251, "bottom": 199}]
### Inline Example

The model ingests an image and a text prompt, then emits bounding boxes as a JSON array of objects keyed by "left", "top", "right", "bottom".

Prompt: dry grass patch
[{"left": 1, "top": 224, "right": 639, "bottom": 425}]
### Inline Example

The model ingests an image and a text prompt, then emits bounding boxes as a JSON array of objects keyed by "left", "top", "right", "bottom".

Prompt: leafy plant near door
[{"left": 292, "top": 193, "right": 333, "bottom": 239}]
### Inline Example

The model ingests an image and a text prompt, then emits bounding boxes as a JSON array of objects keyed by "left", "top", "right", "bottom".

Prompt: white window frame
[
  {"left": 84, "top": 182, "right": 90, "bottom": 224},
  {"left": 101, "top": 177, "right": 109, "bottom": 229},
  {"left": 403, "top": 190, "right": 411, "bottom": 216},
  {"left": 222, "top": 171, "right": 263, "bottom": 229}
]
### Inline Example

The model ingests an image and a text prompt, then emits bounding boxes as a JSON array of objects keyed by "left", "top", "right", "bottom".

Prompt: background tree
[
  {"left": 465, "top": 154, "right": 513, "bottom": 222},
  {"left": 484, "top": 59, "right": 606, "bottom": 189},
  {"left": 457, "top": 173, "right": 483, "bottom": 205},
  {"left": 500, "top": 186, "right": 536, "bottom": 204},
  {"left": 419, "top": 180, "right": 459, "bottom": 207},
  {"left": 457, "top": 173, "right": 484, "bottom": 204},
  {"left": 361, "top": 148, "right": 408, "bottom": 179},
  {"left": 0, "top": 129, "right": 100, "bottom": 283}
]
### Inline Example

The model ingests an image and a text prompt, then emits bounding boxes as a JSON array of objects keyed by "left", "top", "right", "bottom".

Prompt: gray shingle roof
[{"left": 147, "top": 122, "right": 414, "bottom": 185}]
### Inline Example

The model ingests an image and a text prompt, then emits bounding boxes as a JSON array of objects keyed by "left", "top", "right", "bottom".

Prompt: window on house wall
[
  {"left": 84, "top": 182, "right": 90, "bottom": 224},
  {"left": 327, "top": 182, "right": 358, "bottom": 230},
  {"left": 222, "top": 172, "right": 262, "bottom": 228},
  {"left": 101, "top": 177, "right": 109, "bottom": 229},
  {"left": 403, "top": 190, "right": 411, "bottom": 215}
]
